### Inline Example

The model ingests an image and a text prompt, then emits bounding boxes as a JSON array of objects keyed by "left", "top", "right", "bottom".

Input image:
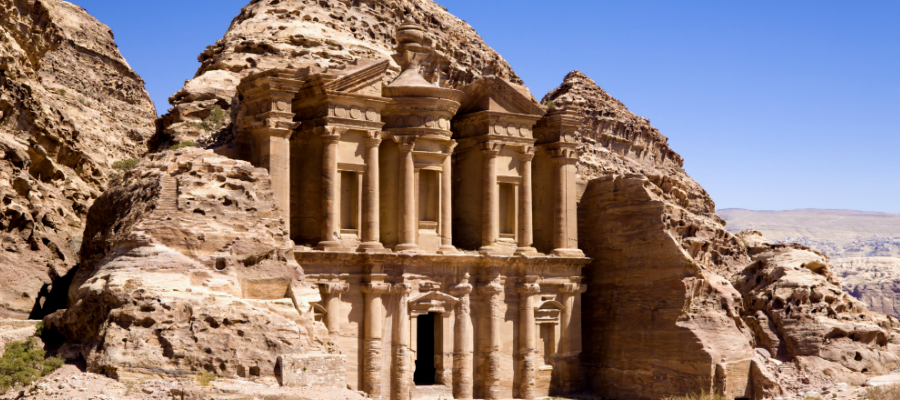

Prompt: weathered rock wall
[
  {"left": 734, "top": 232, "right": 900, "bottom": 388},
  {"left": 153, "top": 0, "right": 523, "bottom": 150},
  {"left": 0, "top": 0, "right": 156, "bottom": 318},
  {"left": 45, "top": 149, "right": 324, "bottom": 381},
  {"left": 578, "top": 174, "right": 774, "bottom": 400}
]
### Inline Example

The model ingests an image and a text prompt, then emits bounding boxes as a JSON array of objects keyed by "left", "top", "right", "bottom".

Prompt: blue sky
[{"left": 69, "top": 0, "right": 900, "bottom": 214}]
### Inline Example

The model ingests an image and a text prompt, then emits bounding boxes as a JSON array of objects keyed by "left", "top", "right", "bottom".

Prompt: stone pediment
[
  {"left": 409, "top": 291, "right": 459, "bottom": 315},
  {"left": 457, "top": 76, "right": 546, "bottom": 117},
  {"left": 324, "top": 59, "right": 390, "bottom": 95}
]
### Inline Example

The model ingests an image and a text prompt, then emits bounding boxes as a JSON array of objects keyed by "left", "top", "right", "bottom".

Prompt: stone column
[
  {"left": 518, "top": 277, "right": 540, "bottom": 400},
  {"left": 261, "top": 132, "right": 292, "bottom": 235},
  {"left": 550, "top": 148, "right": 584, "bottom": 257},
  {"left": 451, "top": 275, "right": 474, "bottom": 399},
  {"left": 516, "top": 148, "right": 536, "bottom": 255},
  {"left": 392, "top": 282, "right": 415, "bottom": 400},
  {"left": 361, "top": 275, "right": 391, "bottom": 398},
  {"left": 557, "top": 281, "right": 586, "bottom": 395},
  {"left": 319, "top": 282, "right": 349, "bottom": 336},
  {"left": 360, "top": 131, "right": 385, "bottom": 252},
  {"left": 395, "top": 136, "right": 419, "bottom": 252},
  {"left": 318, "top": 128, "right": 344, "bottom": 250},
  {"left": 481, "top": 278, "right": 504, "bottom": 400},
  {"left": 479, "top": 142, "right": 503, "bottom": 252},
  {"left": 439, "top": 140, "right": 458, "bottom": 254}
]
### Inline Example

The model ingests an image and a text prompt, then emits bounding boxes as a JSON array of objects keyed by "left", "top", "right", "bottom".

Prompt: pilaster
[{"left": 451, "top": 275, "right": 474, "bottom": 399}]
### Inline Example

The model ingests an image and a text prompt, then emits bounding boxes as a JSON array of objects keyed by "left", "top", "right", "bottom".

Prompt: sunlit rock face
[{"left": 0, "top": 0, "right": 156, "bottom": 319}]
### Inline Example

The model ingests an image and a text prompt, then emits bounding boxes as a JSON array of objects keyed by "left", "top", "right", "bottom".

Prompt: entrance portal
[{"left": 414, "top": 313, "right": 437, "bottom": 385}]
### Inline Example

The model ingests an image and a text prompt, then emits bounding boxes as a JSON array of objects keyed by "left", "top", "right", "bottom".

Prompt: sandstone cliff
[
  {"left": 734, "top": 231, "right": 900, "bottom": 389},
  {"left": 45, "top": 149, "right": 323, "bottom": 381},
  {"left": 152, "top": 0, "right": 523, "bottom": 151},
  {"left": 0, "top": 0, "right": 156, "bottom": 318}
]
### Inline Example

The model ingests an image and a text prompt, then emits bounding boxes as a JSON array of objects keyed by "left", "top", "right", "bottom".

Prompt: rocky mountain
[
  {"left": 720, "top": 209, "right": 900, "bottom": 319},
  {"left": 152, "top": 0, "right": 525, "bottom": 151},
  {"left": 0, "top": 0, "right": 156, "bottom": 319}
]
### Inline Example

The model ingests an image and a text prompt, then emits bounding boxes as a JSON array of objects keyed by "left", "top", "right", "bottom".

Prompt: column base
[
  {"left": 479, "top": 244, "right": 502, "bottom": 255},
  {"left": 438, "top": 245, "right": 460, "bottom": 255},
  {"left": 357, "top": 242, "right": 391, "bottom": 253},
  {"left": 316, "top": 241, "right": 344, "bottom": 251},
  {"left": 396, "top": 243, "right": 425, "bottom": 254},
  {"left": 551, "top": 248, "right": 585, "bottom": 258},
  {"left": 515, "top": 246, "right": 539, "bottom": 256}
]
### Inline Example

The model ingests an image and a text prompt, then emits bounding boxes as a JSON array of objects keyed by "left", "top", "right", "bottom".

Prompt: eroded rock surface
[
  {"left": 153, "top": 0, "right": 522, "bottom": 150},
  {"left": 831, "top": 257, "right": 900, "bottom": 319},
  {"left": 45, "top": 149, "right": 324, "bottom": 381},
  {"left": 579, "top": 174, "right": 775, "bottom": 400},
  {"left": 0, "top": 0, "right": 156, "bottom": 318},
  {"left": 734, "top": 231, "right": 900, "bottom": 388}
]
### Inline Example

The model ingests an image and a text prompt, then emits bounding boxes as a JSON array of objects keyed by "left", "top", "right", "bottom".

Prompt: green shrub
[
  {"left": 0, "top": 337, "right": 64, "bottom": 393},
  {"left": 867, "top": 384, "right": 900, "bottom": 400},
  {"left": 169, "top": 140, "right": 196, "bottom": 150},
  {"left": 33, "top": 322, "right": 43, "bottom": 337},
  {"left": 196, "top": 370, "right": 217, "bottom": 387},
  {"left": 545, "top": 100, "right": 557, "bottom": 109},
  {"left": 112, "top": 159, "right": 139, "bottom": 171},
  {"left": 193, "top": 105, "right": 226, "bottom": 132},
  {"left": 57, "top": 89, "right": 66, "bottom": 97}
]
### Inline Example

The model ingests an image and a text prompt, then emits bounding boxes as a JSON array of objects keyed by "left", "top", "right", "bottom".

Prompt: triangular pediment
[
  {"left": 322, "top": 58, "right": 390, "bottom": 95},
  {"left": 458, "top": 77, "right": 546, "bottom": 117},
  {"left": 409, "top": 291, "right": 459, "bottom": 306}
]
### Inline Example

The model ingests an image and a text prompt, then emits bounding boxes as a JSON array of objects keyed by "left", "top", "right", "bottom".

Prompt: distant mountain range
[
  {"left": 718, "top": 208, "right": 900, "bottom": 318},
  {"left": 718, "top": 208, "right": 900, "bottom": 258}
]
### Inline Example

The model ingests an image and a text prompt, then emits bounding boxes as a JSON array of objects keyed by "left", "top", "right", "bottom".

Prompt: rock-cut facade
[{"left": 228, "top": 19, "right": 590, "bottom": 400}]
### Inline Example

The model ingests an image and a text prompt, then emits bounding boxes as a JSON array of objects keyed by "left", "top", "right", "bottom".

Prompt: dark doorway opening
[{"left": 414, "top": 313, "right": 437, "bottom": 385}]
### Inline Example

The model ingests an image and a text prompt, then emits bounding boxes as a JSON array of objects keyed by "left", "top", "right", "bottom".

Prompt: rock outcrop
[
  {"left": 579, "top": 174, "right": 775, "bottom": 400},
  {"left": 152, "top": 0, "right": 523, "bottom": 151},
  {"left": 45, "top": 149, "right": 325, "bottom": 381},
  {"left": 834, "top": 257, "right": 900, "bottom": 318},
  {"left": 734, "top": 231, "right": 900, "bottom": 388},
  {"left": 0, "top": 0, "right": 156, "bottom": 318}
]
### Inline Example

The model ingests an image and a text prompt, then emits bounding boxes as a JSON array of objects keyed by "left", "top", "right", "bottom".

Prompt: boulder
[{"left": 45, "top": 149, "right": 324, "bottom": 381}]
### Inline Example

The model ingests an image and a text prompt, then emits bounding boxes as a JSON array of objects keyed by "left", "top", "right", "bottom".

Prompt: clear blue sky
[{"left": 69, "top": 0, "right": 900, "bottom": 214}]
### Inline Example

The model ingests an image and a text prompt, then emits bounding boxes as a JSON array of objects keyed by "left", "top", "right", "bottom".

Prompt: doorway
[{"left": 414, "top": 313, "right": 437, "bottom": 385}]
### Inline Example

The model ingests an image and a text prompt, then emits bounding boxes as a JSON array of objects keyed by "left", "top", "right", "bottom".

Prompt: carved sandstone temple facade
[{"left": 233, "top": 20, "right": 589, "bottom": 400}]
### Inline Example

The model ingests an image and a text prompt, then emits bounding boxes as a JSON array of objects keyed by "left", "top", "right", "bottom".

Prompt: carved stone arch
[
  {"left": 536, "top": 300, "right": 564, "bottom": 324},
  {"left": 408, "top": 291, "right": 459, "bottom": 316}
]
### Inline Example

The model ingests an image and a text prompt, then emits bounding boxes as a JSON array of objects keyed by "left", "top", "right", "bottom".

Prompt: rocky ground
[{"left": 1, "top": 364, "right": 370, "bottom": 400}]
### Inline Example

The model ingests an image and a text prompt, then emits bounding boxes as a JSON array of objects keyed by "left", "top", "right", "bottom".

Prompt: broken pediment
[{"left": 457, "top": 76, "right": 546, "bottom": 117}]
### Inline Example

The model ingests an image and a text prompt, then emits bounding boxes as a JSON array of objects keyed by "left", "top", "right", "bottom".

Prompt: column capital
[
  {"left": 364, "top": 131, "right": 383, "bottom": 147},
  {"left": 393, "top": 135, "right": 417, "bottom": 152},
  {"left": 451, "top": 275, "right": 474, "bottom": 296},
  {"left": 518, "top": 145, "right": 536, "bottom": 161},
  {"left": 361, "top": 282, "right": 392, "bottom": 295},
  {"left": 549, "top": 147, "right": 579, "bottom": 162},
  {"left": 391, "top": 281, "right": 417, "bottom": 295},
  {"left": 443, "top": 139, "right": 459, "bottom": 154},
  {"left": 519, "top": 276, "right": 541, "bottom": 294},
  {"left": 480, "top": 141, "right": 504, "bottom": 157},
  {"left": 320, "top": 126, "right": 346, "bottom": 142},
  {"left": 318, "top": 282, "right": 350, "bottom": 294},
  {"left": 478, "top": 281, "right": 504, "bottom": 296},
  {"left": 560, "top": 283, "right": 587, "bottom": 294}
]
